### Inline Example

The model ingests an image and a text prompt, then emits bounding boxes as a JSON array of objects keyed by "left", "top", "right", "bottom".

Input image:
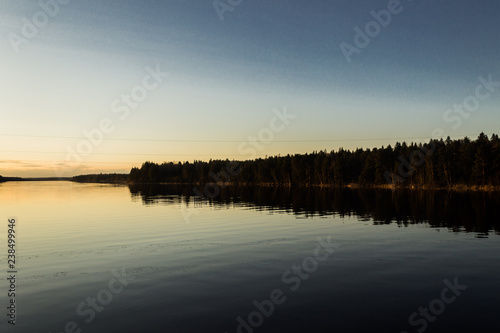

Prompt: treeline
[
  {"left": 72, "top": 173, "right": 128, "bottom": 184},
  {"left": 128, "top": 133, "right": 500, "bottom": 187},
  {"left": 0, "top": 176, "right": 23, "bottom": 182}
]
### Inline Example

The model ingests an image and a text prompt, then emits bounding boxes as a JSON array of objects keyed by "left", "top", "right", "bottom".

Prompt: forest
[
  {"left": 127, "top": 133, "right": 500, "bottom": 188},
  {"left": 0, "top": 176, "right": 23, "bottom": 182},
  {"left": 72, "top": 173, "right": 128, "bottom": 183}
]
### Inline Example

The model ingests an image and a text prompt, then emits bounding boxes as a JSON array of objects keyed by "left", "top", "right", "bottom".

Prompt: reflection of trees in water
[{"left": 128, "top": 184, "right": 500, "bottom": 237}]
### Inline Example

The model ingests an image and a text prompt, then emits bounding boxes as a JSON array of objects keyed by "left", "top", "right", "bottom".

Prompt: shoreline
[
  {"left": 126, "top": 181, "right": 500, "bottom": 192},
  {"left": 3, "top": 177, "right": 500, "bottom": 192}
]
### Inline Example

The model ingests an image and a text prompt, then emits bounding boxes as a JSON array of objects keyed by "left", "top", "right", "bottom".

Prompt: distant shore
[{"left": 0, "top": 177, "right": 72, "bottom": 182}]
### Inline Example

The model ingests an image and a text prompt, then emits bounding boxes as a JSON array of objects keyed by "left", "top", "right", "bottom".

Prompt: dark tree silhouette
[{"left": 128, "top": 134, "right": 500, "bottom": 188}]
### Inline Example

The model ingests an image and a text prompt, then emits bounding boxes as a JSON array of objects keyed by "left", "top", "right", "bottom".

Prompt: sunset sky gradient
[{"left": 1, "top": 0, "right": 499, "bottom": 177}]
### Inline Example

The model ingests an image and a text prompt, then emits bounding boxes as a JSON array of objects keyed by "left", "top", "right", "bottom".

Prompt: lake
[{"left": 1, "top": 181, "right": 499, "bottom": 332}]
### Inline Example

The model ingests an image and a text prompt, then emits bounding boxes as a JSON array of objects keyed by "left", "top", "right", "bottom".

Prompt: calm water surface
[{"left": 1, "top": 181, "right": 499, "bottom": 332}]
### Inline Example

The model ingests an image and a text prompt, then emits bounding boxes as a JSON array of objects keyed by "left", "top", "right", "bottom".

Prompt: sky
[{"left": 0, "top": 0, "right": 499, "bottom": 177}]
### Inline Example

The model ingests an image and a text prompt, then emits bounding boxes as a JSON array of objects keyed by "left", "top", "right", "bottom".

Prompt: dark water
[
  {"left": 130, "top": 184, "right": 500, "bottom": 237},
  {"left": 1, "top": 182, "right": 499, "bottom": 332}
]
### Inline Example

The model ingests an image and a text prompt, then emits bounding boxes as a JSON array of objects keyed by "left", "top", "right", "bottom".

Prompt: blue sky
[{"left": 0, "top": 0, "right": 499, "bottom": 176}]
